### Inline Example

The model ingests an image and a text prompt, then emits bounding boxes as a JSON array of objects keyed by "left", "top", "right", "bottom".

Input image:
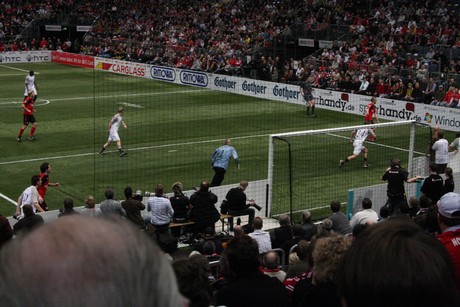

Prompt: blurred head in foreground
[
  {"left": 337, "top": 217, "right": 459, "bottom": 307},
  {"left": 0, "top": 215, "right": 187, "bottom": 307}
]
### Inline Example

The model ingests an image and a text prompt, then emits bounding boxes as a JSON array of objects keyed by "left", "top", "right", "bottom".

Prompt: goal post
[{"left": 268, "top": 120, "right": 431, "bottom": 221}]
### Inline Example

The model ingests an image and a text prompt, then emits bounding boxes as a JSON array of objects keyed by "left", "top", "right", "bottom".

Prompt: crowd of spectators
[
  {"left": 2, "top": 188, "right": 460, "bottom": 306},
  {"left": 1, "top": 1, "right": 459, "bottom": 92}
]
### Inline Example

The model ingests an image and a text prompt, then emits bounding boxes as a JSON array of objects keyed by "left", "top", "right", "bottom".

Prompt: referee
[{"left": 210, "top": 138, "right": 240, "bottom": 187}]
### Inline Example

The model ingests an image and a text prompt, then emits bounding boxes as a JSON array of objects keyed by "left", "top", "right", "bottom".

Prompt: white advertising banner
[
  {"left": 92, "top": 57, "right": 460, "bottom": 131},
  {"left": 298, "top": 38, "right": 315, "bottom": 47},
  {"left": 318, "top": 40, "right": 333, "bottom": 49},
  {"left": 45, "top": 25, "right": 62, "bottom": 31},
  {"left": 0, "top": 51, "right": 51, "bottom": 63},
  {"left": 94, "top": 57, "right": 147, "bottom": 77},
  {"left": 76, "top": 26, "right": 92, "bottom": 32}
]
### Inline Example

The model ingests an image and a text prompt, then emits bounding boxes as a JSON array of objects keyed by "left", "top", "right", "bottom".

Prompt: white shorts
[
  {"left": 108, "top": 131, "right": 120, "bottom": 142},
  {"left": 24, "top": 86, "right": 37, "bottom": 97},
  {"left": 353, "top": 141, "right": 365, "bottom": 155}
]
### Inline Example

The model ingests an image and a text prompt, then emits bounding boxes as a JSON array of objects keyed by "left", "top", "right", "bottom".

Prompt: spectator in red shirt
[{"left": 437, "top": 192, "right": 460, "bottom": 291}]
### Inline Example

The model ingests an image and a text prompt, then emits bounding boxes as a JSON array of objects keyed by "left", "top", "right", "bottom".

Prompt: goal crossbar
[{"left": 267, "top": 120, "right": 421, "bottom": 221}]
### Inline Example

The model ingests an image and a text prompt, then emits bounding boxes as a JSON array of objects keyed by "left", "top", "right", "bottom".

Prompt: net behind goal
[{"left": 268, "top": 120, "right": 431, "bottom": 221}]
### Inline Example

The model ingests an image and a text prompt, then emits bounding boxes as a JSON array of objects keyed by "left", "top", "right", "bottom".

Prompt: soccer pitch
[{"left": 0, "top": 63, "right": 433, "bottom": 218}]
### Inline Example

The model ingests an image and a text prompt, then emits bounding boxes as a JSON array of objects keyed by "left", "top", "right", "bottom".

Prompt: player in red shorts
[
  {"left": 364, "top": 96, "right": 379, "bottom": 141},
  {"left": 17, "top": 91, "right": 38, "bottom": 142},
  {"left": 37, "top": 162, "right": 61, "bottom": 211}
]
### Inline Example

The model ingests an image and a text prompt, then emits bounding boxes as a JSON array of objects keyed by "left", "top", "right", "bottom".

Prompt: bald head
[
  {"left": 263, "top": 251, "right": 280, "bottom": 269},
  {"left": 0, "top": 216, "right": 186, "bottom": 307}
]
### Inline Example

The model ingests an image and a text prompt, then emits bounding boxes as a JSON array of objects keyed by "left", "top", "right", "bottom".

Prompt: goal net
[{"left": 268, "top": 120, "right": 432, "bottom": 220}]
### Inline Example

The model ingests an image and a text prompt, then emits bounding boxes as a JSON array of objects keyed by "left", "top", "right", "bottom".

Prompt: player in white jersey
[
  {"left": 15, "top": 175, "right": 44, "bottom": 219},
  {"left": 24, "top": 70, "right": 38, "bottom": 100},
  {"left": 99, "top": 107, "right": 128, "bottom": 157},
  {"left": 340, "top": 125, "right": 377, "bottom": 168}
]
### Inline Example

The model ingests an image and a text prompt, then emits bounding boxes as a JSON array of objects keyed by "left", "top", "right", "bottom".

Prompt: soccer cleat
[
  {"left": 339, "top": 160, "right": 345, "bottom": 168},
  {"left": 311, "top": 113, "right": 317, "bottom": 118},
  {"left": 28, "top": 136, "right": 36, "bottom": 141},
  {"left": 99, "top": 151, "right": 104, "bottom": 156},
  {"left": 364, "top": 162, "right": 369, "bottom": 168},
  {"left": 16, "top": 136, "right": 21, "bottom": 142},
  {"left": 119, "top": 151, "right": 128, "bottom": 157}
]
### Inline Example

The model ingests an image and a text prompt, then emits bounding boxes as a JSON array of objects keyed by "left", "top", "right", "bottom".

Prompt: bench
[
  {"left": 169, "top": 220, "right": 195, "bottom": 228},
  {"left": 219, "top": 214, "right": 235, "bottom": 232},
  {"left": 168, "top": 214, "right": 236, "bottom": 233}
]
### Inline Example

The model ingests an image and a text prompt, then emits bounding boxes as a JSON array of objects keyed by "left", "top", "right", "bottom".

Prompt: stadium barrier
[
  {"left": 347, "top": 152, "right": 460, "bottom": 217},
  {"left": 7, "top": 179, "right": 271, "bottom": 227}
]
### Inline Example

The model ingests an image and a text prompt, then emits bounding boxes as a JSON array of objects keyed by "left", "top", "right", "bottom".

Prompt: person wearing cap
[
  {"left": 437, "top": 192, "right": 460, "bottom": 290},
  {"left": 121, "top": 186, "right": 146, "bottom": 229},
  {"left": 98, "top": 107, "right": 127, "bottom": 157}
]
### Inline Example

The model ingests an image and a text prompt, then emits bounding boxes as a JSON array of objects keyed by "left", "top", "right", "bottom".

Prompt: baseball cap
[
  {"left": 437, "top": 192, "right": 460, "bottom": 219},
  {"left": 135, "top": 190, "right": 142, "bottom": 196}
]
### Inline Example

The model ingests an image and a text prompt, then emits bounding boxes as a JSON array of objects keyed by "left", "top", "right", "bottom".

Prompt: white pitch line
[
  {"left": 0, "top": 73, "right": 31, "bottom": 77},
  {"left": 1, "top": 131, "right": 418, "bottom": 166},
  {"left": 0, "top": 192, "right": 17, "bottom": 205},
  {"left": 0, "top": 133, "right": 269, "bottom": 166},
  {"left": 0, "top": 88, "right": 210, "bottom": 106},
  {"left": 0, "top": 65, "right": 36, "bottom": 73}
]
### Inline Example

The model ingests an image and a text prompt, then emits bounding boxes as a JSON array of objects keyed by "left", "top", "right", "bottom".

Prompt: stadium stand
[{"left": 2, "top": 1, "right": 460, "bottom": 305}]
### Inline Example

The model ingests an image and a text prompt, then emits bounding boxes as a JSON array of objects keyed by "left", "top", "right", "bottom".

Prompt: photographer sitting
[{"left": 225, "top": 180, "right": 260, "bottom": 231}]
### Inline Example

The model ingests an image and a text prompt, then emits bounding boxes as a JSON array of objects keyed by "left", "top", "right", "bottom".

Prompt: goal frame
[{"left": 267, "top": 120, "right": 417, "bottom": 221}]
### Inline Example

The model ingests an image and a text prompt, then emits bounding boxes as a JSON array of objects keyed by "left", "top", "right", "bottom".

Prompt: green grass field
[{"left": 0, "top": 62, "right": 440, "bottom": 218}]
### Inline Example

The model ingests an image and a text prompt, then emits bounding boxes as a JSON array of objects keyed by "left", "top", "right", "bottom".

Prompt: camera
[{"left": 252, "top": 203, "right": 262, "bottom": 211}]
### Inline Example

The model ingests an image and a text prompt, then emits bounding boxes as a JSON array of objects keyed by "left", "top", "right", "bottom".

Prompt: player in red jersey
[
  {"left": 16, "top": 91, "right": 38, "bottom": 142},
  {"left": 37, "top": 162, "right": 60, "bottom": 211},
  {"left": 364, "top": 96, "right": 379, "bottom": 141}
]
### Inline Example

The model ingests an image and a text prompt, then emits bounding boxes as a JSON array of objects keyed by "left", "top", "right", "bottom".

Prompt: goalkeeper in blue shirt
[{"left": 210, "top": 138, "right": 240, "bottom": 186}]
